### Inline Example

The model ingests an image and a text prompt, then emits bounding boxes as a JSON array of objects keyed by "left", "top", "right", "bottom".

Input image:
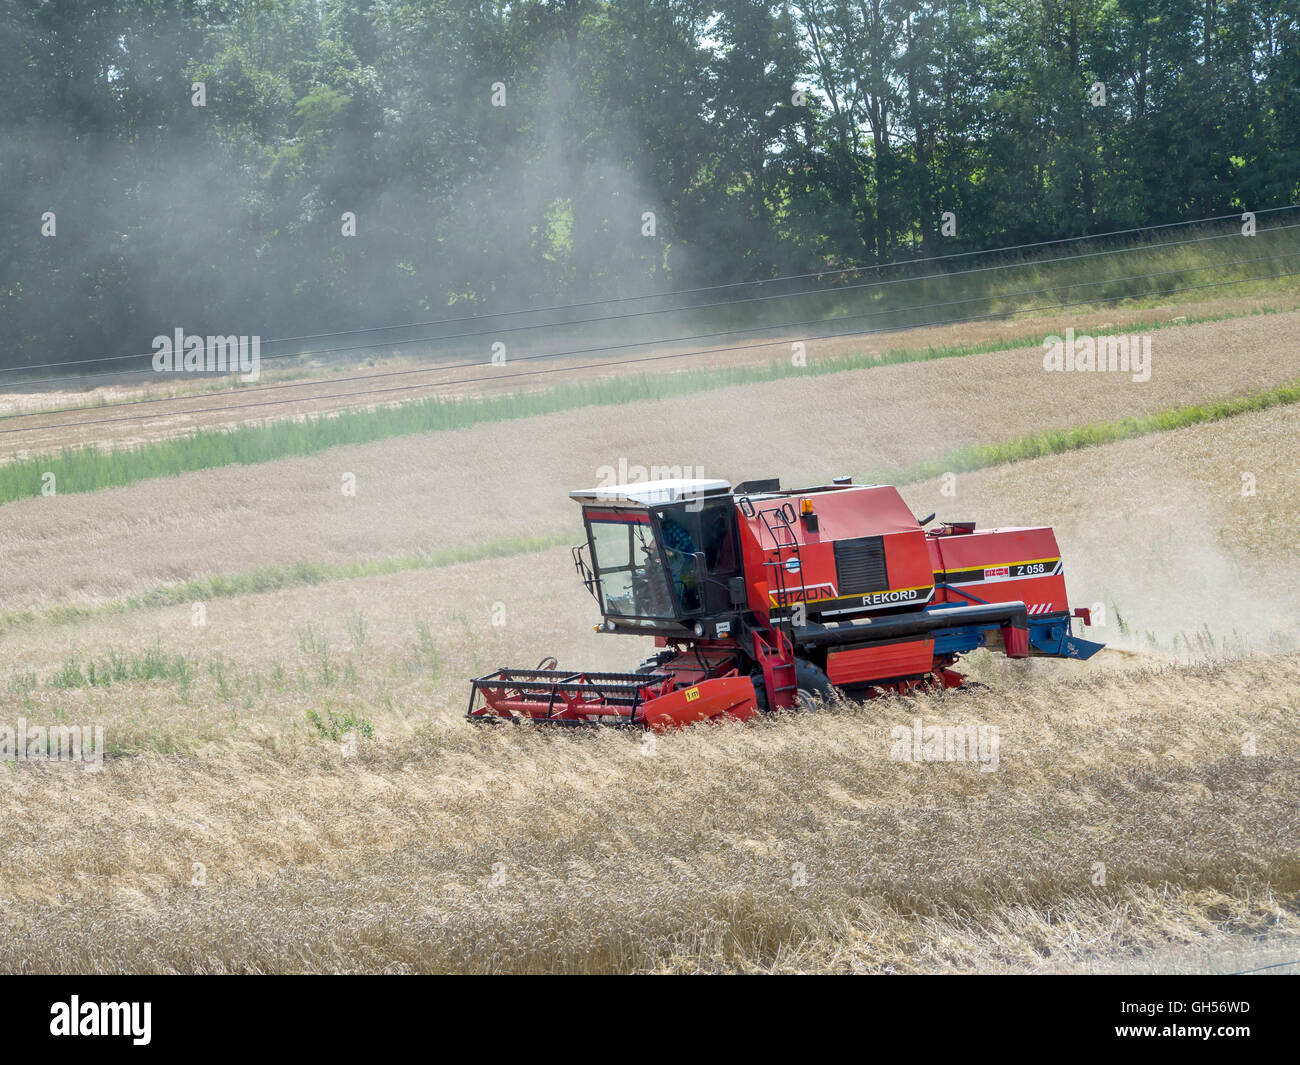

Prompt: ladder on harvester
[
  {"left": 755, "top": 503, "right": 804, "bottom": 709},
  {"left": 758, "top": 502, "right": 805, "bottom": 635},
  {"left": 752, "top": 625, "right": 797, "bottom": 710}
]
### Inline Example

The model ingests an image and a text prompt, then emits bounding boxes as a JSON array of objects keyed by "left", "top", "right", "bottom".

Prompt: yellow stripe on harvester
[{"left": 769, "top": 583, "right": 934, "bottom": 607}]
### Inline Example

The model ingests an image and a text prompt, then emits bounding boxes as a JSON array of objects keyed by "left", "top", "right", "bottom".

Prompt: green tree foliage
[{"left": 1, "top": 0, "right": 1296, "bottom": 368}]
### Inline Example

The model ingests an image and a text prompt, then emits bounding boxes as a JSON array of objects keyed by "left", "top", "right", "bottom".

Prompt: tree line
[{"left": 1, "top": 0, "right": 1296, "bottom": 369}]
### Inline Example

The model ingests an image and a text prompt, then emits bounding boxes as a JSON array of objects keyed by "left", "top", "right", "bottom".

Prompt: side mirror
[{"left": 728, "top": 577, "right": 748, "bottom": 606}]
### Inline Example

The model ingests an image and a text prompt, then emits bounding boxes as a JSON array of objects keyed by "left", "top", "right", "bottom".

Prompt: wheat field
[
  {"left": 1, "top": 302, "right": 1298, "bottom": 973},
  {"left": 1, "top": 652, "right": 1295, "bottom": 973}
]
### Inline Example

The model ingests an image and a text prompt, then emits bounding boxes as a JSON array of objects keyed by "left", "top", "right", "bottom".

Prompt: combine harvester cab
[{"left": 467, "top": 477, "right": 1103, "bottom": 728}]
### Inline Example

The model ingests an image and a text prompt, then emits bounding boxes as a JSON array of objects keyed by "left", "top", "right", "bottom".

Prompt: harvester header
[{"left": 468, "top": 476, "right": 1102, "bottom": 728}]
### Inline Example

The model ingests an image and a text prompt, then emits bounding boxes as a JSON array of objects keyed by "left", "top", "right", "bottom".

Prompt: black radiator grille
[{"left": 834, "top": 536, "right": 889, "bottom": 594}]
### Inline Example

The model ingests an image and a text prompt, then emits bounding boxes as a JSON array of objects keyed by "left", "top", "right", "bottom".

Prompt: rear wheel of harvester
[{"left": 793, "top": 658, "right": 834, "bottom": 710}]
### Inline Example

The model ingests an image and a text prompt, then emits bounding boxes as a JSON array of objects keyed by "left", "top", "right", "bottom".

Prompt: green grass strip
[
  {"left": 0, "top": 303, "right": 1285, "bottom": 505},
  {"left": 870, "top": 377, "right": 1300, "bottom": 485}
]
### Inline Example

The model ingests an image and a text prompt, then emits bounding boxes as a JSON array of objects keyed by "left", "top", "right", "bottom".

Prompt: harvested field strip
[
  {"left": 863, "top": 377, "right": 1300, "bottom": 485},
  {"left": 0, "top": 532, "right": 571, "bottom": 636},
  {"left": 0, "top": 306, "right": 1283, "bottom": 503},
  {"left": 6, "top": 380, "right": 1297, "bottom": 637}
]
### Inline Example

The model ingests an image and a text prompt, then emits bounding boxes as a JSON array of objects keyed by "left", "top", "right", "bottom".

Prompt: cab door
[{"left": 655, "top": 501, "right": 743, "bottom": 617}]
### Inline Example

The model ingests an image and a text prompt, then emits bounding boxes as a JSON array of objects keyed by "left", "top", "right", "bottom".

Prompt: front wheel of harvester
[{"left": 793, "top": 658, "right": 834, "bottom": 710}]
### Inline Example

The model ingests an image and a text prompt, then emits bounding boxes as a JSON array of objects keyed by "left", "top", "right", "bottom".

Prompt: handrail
[{"left": 756, "top": 503, "right": 804, "bottom": 643}]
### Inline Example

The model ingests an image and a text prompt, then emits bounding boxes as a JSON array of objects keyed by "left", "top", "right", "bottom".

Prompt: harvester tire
[{"left": 793, "top": 658, "right": 834, "bottom": 710}]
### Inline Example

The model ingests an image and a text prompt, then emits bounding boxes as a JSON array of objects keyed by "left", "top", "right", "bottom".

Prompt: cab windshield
[{"left": 588, "top": 516, "right": 676, "bottom": 620}]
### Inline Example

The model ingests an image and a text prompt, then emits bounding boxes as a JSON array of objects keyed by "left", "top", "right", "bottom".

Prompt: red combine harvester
[{"left": 467, "top": 476, "right": 1102, "bottom": 728}]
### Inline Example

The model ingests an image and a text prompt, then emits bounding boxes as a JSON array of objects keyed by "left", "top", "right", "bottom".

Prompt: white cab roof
[{"left": 569, "top": 478, "right": 732, "bottom": 507}]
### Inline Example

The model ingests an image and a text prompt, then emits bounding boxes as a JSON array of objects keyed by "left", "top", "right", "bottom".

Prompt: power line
[
  {"left": 206, "top": 202, "right": 1300, "bottom": 345},
  {"left": 5, "top": 204, "right": 1296, "bottom": 379},
  {"left": 5, "top": 217, "right": 1294, "bottom": 400},
  {"left": 6, "top": 261, "right": 1298, "bottom": 437},
  {"left": 5, "top": 245, "right": 1298, "bottom": 426}
]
